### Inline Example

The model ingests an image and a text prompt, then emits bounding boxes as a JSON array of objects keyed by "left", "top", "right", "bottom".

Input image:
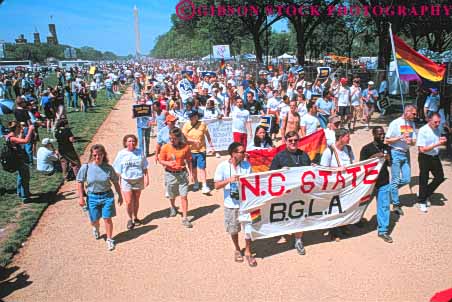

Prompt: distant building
[
  {"left": 34, "top": 32, "right": 41, "bottom": 45},
  {"left": 48, "top": 23, "right": 58, "bottom": 45},
  {"left": 15, "top": 34, "right": 27, "bottom": 44}
]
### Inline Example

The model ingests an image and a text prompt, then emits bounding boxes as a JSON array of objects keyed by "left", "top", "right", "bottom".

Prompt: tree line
[
  {"left": 3, "top": 43, "right": 127, "bottom": 63},
  {"left": 151, "top": 0, "right": 451, "bottom": 68}
]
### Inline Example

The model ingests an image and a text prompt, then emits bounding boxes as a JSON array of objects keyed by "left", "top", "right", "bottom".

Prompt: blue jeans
[
  {"left": 318, "top": 114, "right": 329, "bottom": 129},
  {"left": 17, "top": 162, "right": 30, "bottom": 199},
  {"left": 65, "top": 91, "right": 71, "bottom": 108},
  {"left": 390, "top": 149, "right": 411, "bottom": 206},
  {"left": 106, "top": 87, "right": 114, "bottom": 100},
  {"left": 376, "top": 183, "right": 391, "bottom": 234},
  {"left": 72, "top": 92, "right": 78, "bottom": 108},
  {"left": 23, "top": 127, "right": 33, "bottom": 164},
  {"left": 137, "top": 127, "right": 151, "bottom": 156}
]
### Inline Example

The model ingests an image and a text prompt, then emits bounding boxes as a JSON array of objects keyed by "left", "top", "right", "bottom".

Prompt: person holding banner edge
[
  {"left": 214, "top": 142, "right": 257, "bottom": 267},
  {"left": 360, "top": 126, "right": 393, "bottom": 243},
  {"left": 269, "top": 131, "right": 311, "bottom": 255}
]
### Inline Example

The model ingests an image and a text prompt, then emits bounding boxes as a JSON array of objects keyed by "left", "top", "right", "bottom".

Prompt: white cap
[
  {"left": 368, "top": 81, "right": 375, "bottom": 85},
  {"left": 42, "top": 138, "right": 56, "bottom": 145}
]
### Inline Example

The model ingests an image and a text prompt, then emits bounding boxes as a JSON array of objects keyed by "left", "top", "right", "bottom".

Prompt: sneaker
[
  {"left": 294, "top": 239, "right": 306, "bottom": 255},
  {"left": 201, "top": 185, "right": 211, "bottom": 194},
  {"left": 418, "top": 203, "right": 428, "bottom": 213},
  {"left": 378, "top": 233, "right": 393, "bottom": 243},
  {"left": 106, "top": 239, "right": 115, "bottom": 251},
  {"left": 182, "top": 218, "right": 193, "bottom": 228},
  {"left": 92, "top": 227, "right": 100, "bottom": 240},
  {"left": 127, "top": 219, "right": 135, "bottom": 230},
  {"left": 169, "top": 206, "right": 177, "bottom": 217},
  {"left": 393, "top": 205, "right": 404, "bottom": 216},
  {"left": 192, "top": 182, "right": 200, "bottom": 191}
]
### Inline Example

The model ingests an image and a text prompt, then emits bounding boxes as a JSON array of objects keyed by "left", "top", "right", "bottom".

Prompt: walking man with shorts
[
  {"left": 214, "top": 142, "right": 257, "bottom": 267},
  {"left": 336, "top": 78, "right": 351, "bottom": 129}
]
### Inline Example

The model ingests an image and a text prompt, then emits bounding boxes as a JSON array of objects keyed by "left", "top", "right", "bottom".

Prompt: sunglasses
[
  {"left": 287, "top": 139, "right": 299, "bottom": 143},
  {"left": 234, "top": 151, "right": 246, "bottom": 154}
]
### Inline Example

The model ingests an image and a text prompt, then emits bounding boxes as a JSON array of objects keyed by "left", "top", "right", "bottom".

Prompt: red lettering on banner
[
  {"left": 346, "top": 166, "right": 361, "bottom": 187},
  {"left": 197, "top": 5, "right": 208, "bottom": 16},
  {"left": 249, "top": 5, "right": 259, "bottom": 16},
  {"left": 409, "top": 6, "right": 419, "bottom": 16},
  {"left": 310, "top": 5, "right": 320, "bottom": 16},
  {"left": 300, "top": 171, "right": 315, "bottom": 193},
  {"left": 217, "top": 5, "right": 226, "bottom": 16},
  {"left": 240, "top": 175, "right": 260, "bottom": 201},
  {"left": 327, "top": 5, "right": 335, "bottom": 16},
  {"left": 363, "top": 161, "right": 379, "bottom": 184},
  {"left": 275, "top": 5, "right": 284, "bottom": 16},
  {"left": 420, "top": 5, "right": 429, "bottom": 16},
  {"left": 332, "top": 171, "right": 345, "bottom": 190},
  {"left": 441, "top": 5, "right": 450, "bottom": 16},
  {"left": 269, "top": 173, "right": 286, "bottom": 196},
  {"left": 337, "top": 5, "right": 347, "bottom": 16},
  {"left": 227, "top": 6, "right": 235, "bottom": 16},
  {"left": 264, "top": 5, "right": 274, "bottom": 15},
  {"left": 319, "top": 170, "right": 332, "bottom": 190},
  {"left": 397, "top": 5, "right": 407, "bottom": 16}
]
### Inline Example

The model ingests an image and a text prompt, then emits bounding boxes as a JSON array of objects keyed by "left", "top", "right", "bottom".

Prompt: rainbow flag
[
  {"left": 219, "top": 59, "right": 226, "bottom": 76},
  {"left": 393, "top": 34, "right": 446, "bottom": 82},
  {"left": 250, "top": 209, "right": 262, "bottom": 224},
  {"left": 397, "top": 59, "right": 421, "bottom": 82},
  {"left": 248, "top": 129, "right": 327, "bottom": 172}
]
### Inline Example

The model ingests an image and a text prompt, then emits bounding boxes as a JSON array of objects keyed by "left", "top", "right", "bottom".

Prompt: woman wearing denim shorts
[
  {"left": 77, "top": 144, "right": 123, "bottom": 251},
  {"left": 113, "top": 134, "right": 149, "bottom": 230}
]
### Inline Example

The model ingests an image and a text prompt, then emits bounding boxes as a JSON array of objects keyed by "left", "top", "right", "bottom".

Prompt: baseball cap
[
  {"left": 165, "top": 115, "right": 177, "bottom": 123},
  {"left": 42, "top": 138, "right": 56, "bottom": 145},
  {"left": 187, "top": 110, "right": 199, "bottom": 118},
  {"left": 430, "top": 87, "right": 438, "bottom": 93},
  {"left": 368, "top": 81, "right": 375, "bottom": 85},
  {"left": 340, "top": 77, "right": 348, "bottom": 84},
  {"left": 329, "top": 116, "right": 341, "bottom": 124}
]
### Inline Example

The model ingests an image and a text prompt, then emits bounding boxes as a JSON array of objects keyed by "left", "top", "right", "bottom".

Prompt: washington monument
[{"left": 134, "top": 5, "right": 141, "bottom": 57}]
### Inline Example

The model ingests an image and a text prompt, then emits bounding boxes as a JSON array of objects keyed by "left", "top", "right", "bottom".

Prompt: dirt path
[{"left": 2, "top": 88, "right": 451, "bottom": 302}]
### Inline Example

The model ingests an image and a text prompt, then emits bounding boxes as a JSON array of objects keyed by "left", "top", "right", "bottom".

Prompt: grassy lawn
[{"left": 0, "top": 74, "right": 124, "bottom": 266}]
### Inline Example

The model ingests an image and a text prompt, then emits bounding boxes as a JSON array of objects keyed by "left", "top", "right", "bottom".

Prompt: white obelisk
[{"left": 134, "top": 5, "right": 141, "bottom": 57}]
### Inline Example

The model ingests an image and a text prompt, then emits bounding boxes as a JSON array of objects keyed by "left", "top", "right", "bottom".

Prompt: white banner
[
  {"left": 238, "top": 158, "right": 384, "bottom": 240},
  {"left": 202, "top": 116, "right": 262, "bottom": 151},
  {"left": 213, "top": 45, "right": 231, "bottom": 59}
]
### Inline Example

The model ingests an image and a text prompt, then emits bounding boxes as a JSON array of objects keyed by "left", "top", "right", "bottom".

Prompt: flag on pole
[
  {"left": 393, "top": 34, "right": 446, "bottom": 82},
  {"left": 219, "top": 59, "right": 226, "bottom": 76},
  {"left": 397, "top": 59, "right": 421, "bottom": 82},
  {"left": 248, "top": 129, "right": 327, "bottom": 172}
]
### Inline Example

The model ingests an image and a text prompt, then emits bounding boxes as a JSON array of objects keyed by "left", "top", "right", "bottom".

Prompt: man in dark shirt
[
  {"left": 245, "top": 91, "right": 264, "bottom": 116},
  {"left": 270, "top": 131, "right": 311, "bottom": 255},
  {"left": 360, "top": 126, "right": 393, "bottom": 243}
]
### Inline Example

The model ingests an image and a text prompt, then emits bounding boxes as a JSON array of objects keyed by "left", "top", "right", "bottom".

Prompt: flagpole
[{"left": 388, "top": 22, "right": 405, "bottom": 110}]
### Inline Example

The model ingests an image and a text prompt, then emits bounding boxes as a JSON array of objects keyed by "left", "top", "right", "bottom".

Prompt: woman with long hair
[
  {"left": 158, "top": 127, "right": 194, "bottom": 228},
  {"left": 253, "top": 125, "right": 273, "bottom": 148},
  {"left": 4, "top": 121, "right": 35, "bottom": 202},
  {"left": 113, "top": 134, "right": 149, "bottom": 230},
  {"left": 77, "top": 144, "right": 123, "bottom": 251}
]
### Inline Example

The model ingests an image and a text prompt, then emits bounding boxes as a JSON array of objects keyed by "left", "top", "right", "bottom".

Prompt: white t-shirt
[
  {"left": 297, "top": 102, "right": 308, "bottom": 117},
  {"left": 350, "top": 86, "right": 362, "bottom": 106},
  {"left": 320, "top": 145, "right": 354, "bottom": 167},
  {"left": 113, "top": 148, "right": 148, "bottom": 180},
  {"left": 278, "top": 103, "right": 290, "bottom": 120},
  {"left": 214, "top": 160, "right": 252, "bottom": 208},
  {"left": 231, "top": 106, "right": 250, "bottom": 134},
  {"left": 416, "top": 124, "right": 441, "bottom": 156},
  {"left": 37, "top": 147, "right": 58, "bottom": 173},
  {"left": 300, "top": 114, "right": 320, "bottom": 136},
  {"left": 271, "top": 76, "right": 280, "bottom": 90},
  {"left": 324, "top": 128, "right": 336, "bottom": 146},
  {"left": 89, "top": 81, "right": 97, "bottom": 91},
  {"left": 337, "top": 86, "right": 351, "bottom": 107},
  {"left": 266, "top": 97, "right": 280, "bottom": 113},
  {"left": 385, "top": 117, "right": 417, "bottom": 151}
]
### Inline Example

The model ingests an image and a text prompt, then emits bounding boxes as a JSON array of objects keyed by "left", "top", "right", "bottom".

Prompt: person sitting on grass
[{"left": 37, "top": 138, "right": 60, "bottom": 175}]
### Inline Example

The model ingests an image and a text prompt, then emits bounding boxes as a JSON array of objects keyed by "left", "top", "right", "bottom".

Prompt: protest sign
[
  {"left": 132, "top": 104, "right": 152, "bottom": 118},
  {"left": 259, "top": 115, "right": 272, "bottom": 133},
  {"left": 213, "top": 45, "right": 231, "bottom": 59},
  {"left": 238, "top": 158, "right": 383, "bottom": 240},
  {"left": 317, "top": 67, "right": 331, "bottom": 79},
  {"left": 201, "top": 116, "right": 262, "bottom": 151},
  {"left": 89, "top": 66, "right": 96, "bottom": 75}
]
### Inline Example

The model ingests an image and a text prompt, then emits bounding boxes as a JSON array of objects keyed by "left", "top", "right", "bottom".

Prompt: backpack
[{"left": 0, "top": 138, "right": 19, "bottom": 172}]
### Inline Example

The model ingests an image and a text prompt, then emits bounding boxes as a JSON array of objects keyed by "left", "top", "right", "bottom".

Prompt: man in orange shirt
[
  {"left": 159, "top": 128, "right": 194, "bottom": 228},
  {"left": 182, "top": 110, "right": 214, "bottom": 194}
]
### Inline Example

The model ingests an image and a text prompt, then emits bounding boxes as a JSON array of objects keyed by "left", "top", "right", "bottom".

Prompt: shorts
[
  {"left": 338, "top": 106, "right": 351, "bottom": 117},
  {"left": 90, "top": 90, "right": 97, "bottom": 99},
  {"left": 165, "top": 170, "right": 189, "bottom": 198},
  {"left": 87, "top": 190, "right": 116, "bottom": 222},
  {"left": 352, "top": 105, "right": 362, "bottom": 120},
  {"left": 224, "top": 207, "right": 241, "bottom": 234},
  {"left": 363, "top": 103, "right": 375, "bottom": 117},
  {"left": 191, "top": 152, "right": 206, "bottom": 169},
  {"left": 233, "top": 132, "right": 247, "bottom": 149},
  {"left": 121, "top": 177, "right": 144, "bottom": 192}
]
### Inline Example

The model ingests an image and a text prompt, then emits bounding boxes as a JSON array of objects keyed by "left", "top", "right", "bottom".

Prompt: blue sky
[{"left": 0, "top": 0, "right": 287, "bottom": 56}]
